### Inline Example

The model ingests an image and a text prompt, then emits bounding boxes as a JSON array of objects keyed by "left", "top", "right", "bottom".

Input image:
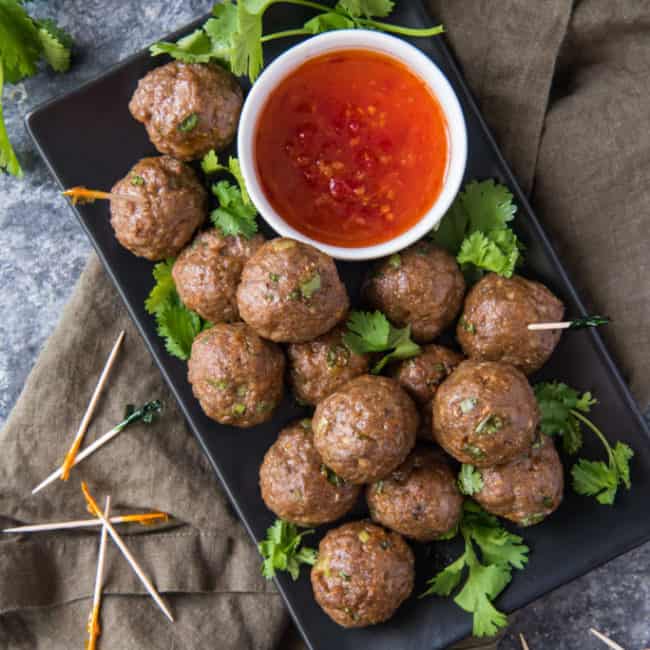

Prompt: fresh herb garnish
[
  {"left": 458, "top": 464, "right": 483, "bottom": 495},
  {"left": 431, "top": 180, "right": 522, "bottom": 279},
  {"left": 534, "top": 381, "right": 634, "bottom": 504},
  {"left": 459, "top": 398, "right": 478, "bottom": 414},
  {"left": 210, "top": 180, "right": 258, "bottom": 238},
  {"left": 0, "top": 4, "right": 73, "bottom": 176},
  {"left": 421, "top": 501, "right": 529, "bottom": 637},
  {"left": 343, "top": 310, "right": 420, "bottom": 374},
  {"left": 178, "top": 112, "right": 198, "bottom": 132},
  {"left": 320, "top": 463, "right": 345, "bottom": 487},
  {"left": 475, "top": 414, "right": 503, "bottom": 435},
  {"left": 388, "top": 253, "right": 401, "bottom": 268},
  {"left": 130, "top": 174, "right": 144, "bottom": 186},
  {"left": 568, "top": 315, "right": 610, "bottom": 330},
  {"left": 151, "top": 2, "right": 443, "bottom": 83},
  {"left": 258, "top": 519, "right": 318, "bottom": 580},
  {"left": 459, "top": 317, "right": 476, "bottom": 334},
  {"left": 300, "top": 273, "right": 321, "bottom": 299},
  {"left": 145, "top": 259, "right": 210, "bottom": 360}
]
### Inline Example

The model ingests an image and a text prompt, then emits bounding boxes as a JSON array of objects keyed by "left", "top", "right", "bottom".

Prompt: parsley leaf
[
  {"left": 343, "top": 310, "right": 421, "bottom": 373},
  {"left": 145, "top": 260, "right": 209, "bottom": 360},
  {"left": 432, "top": 180, "right": 522, "bottom": 279},
  {"left": 535, "top": 381, "right": 634, "bottom": 504},
  {"left": 458, "top": 464, "right": 483, "bottom": 495},
  {"left": 258, "top": 519, "right": 318, "bottom": 581},
  {"left": 210, "top": 180, "right": 258, "bottom": 238},
  {"left": 421, "top": 501, "right": 528, "bottom": 637},
  {"left": 36, "top": 19, "right": 73, "bottom": 73}
]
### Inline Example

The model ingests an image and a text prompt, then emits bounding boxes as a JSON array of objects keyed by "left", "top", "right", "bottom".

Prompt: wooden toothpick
[
  {"left": 528, "top": 315, "right": 610, "bottom": 331},
  {"left": 2, "top": 511, "right": 168, "bottom": 534},
  {"left": 86, "top": 496, "right": 111, "bottom": 650},
  {"left": 589, "top": 628, "right": 625, "bottom": 650},
  {"left": 81, "top": 483, "right": 174, "bottom": 623},
  {"left": 60, "top": 331, "right": 125, "bottom": 482},
  {"left": 519, "top": 633, "right": 531, "bottom": 650},
  {"left": 32, "top": 400, "right": 161, "bottom": 495}
]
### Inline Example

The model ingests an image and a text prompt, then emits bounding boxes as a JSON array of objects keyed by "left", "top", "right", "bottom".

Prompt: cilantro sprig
[
  {"left": 202, "top": 151, "right": 258, "bottom": 238},
  {"left": 0, "top": 2, "right": 73, "bottom": 176},
  {"left": 535, "top": 381, "right": 634, "bottom": 504},
  {"left": 458, "top": 464, "right": 483, "bottom": 496},
  {"left": 343, "top": 310, "right": 420, "bottom": 374},
  {"left": 145, "top": 259, "right": 210, "bottom": 360},
  {"left": 258, "top": 519, "right": 318, "bottom": 580},
  {"left": 151, "top": 1, "right": 443, "bottom": 83},
  {"left": 421, "top": 501, "right": 528, "bottom": 637},
  {"left": 431, "top": 180, "right": 522, "bottom": 280}
]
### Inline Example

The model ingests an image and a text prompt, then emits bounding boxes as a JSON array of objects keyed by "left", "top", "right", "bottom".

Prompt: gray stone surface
[{"left": 0, "top": 2, "right": 647, "bottom": 649}]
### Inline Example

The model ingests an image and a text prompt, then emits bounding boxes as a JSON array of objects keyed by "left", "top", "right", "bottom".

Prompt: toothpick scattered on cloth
[
  {"left": 528, "top": 315, "right": 610, "bottom": 331},
  {"left": 589, "top": 628, "right": 625, "bottom": 650},
  {"left": 2, "top": 511, "right": 168, "bottom": 534},
  {"left": 60, "top": 331, "right": 125, "bottom": 482},
  {"left": 81, "top": 483, "right": 174, "bottom": 623},
  {"left": 86, "top": 496, "right": 111, "bottom": 650},
  {"left": 32, "top": 400, "right": 162, "bottom": 495},
  {"left": 519, "top": 632, "right": 531, "bottom": 650}
]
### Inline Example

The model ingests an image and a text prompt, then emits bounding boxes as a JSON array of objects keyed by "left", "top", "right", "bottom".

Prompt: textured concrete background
[{"left": 1, "top": 2, "right": 648, "bottom": 649}]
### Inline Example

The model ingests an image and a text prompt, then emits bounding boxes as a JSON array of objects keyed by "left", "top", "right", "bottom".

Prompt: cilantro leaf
[
  {"left": 36, "top": 19, "right": 73, "bottom": 72},
  {"left": 145, "top": 259, "right": 209, "bottom": 360},
  {"left": 258, "top": 519, "right": 318, "bottom": 581},
  {"left": 343, "top": 310, "right": 421, "bottom": 372},
  {"left": 210, "top": 180, "right": 258, "bottom": 238},
  {"left": 336, "top": 0, "right": 395, "bottom": 19},
  {"left": 458, "top": 464, "right": 483, "bottom": 495},
  {"left": 421, "top": 502, "right": 528, "bottom": 637},
  {"left": 535, "top": 381, "right": 634, "bottom": 504},
  {"left": 151, "top": 28, "right": 219, "bottom": 64},
  {"left": 0, "top": 63, "right": 21, "bottom": 177},
  {"left": 0, "top": 0, "right": 42, "bottom": 84},
  {"left": 144, "top": 259, "right": 176, "bottom": 315},
  {"left": 432, "top": 180, "right": 522, "bottom": 279},
  {"left": 304, "top": 12, "right": 356, "bottom": 34},
  {"left": 229, "top": 2, "right": 264, "bottom": 81},
  {"left": 156, "top": 294, "right": 203, "bottom": 360}
]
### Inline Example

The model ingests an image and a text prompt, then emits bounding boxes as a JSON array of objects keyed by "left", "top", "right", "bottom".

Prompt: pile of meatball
[{"left": 110, "top": 59, "right": 567, "bottom": 630}]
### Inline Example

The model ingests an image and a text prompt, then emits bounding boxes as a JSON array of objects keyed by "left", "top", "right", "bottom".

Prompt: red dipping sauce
[{"left": 254, "top": 49, "right": 449, "bottom": 248}]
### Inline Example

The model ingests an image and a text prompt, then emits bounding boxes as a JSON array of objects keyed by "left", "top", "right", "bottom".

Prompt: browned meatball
[
  {"left": 187, "top": 323, "right": 285, "bottom": 427},
  {"left": 287, "top": 324, "right": 370, "bottom": 405},
  {"left": 313, "top": 375, "right": 418, "bottom": 484},
  {"left": 458, "top": 273, "right": 565, "bottom": 374},
  {"left": 129, "top": 62, "right": 242, "bottom": 160},
  {"left": 110, "top": 156, "right": 206, "bottom": 260},
  {"left": 259, "top": 419, "right": 360, "bottom": 526},
  {"left": 432, "top": 360, "right": 538, "bottom": 467},
  {"left": 237, "top": 238, "right": 349, "bottom": 343},
  {"left": 172, "top": 230, "right": 265, "bottom": 323},
  {"left": 366, "top": 446, "right": 463, "bottom": 542},
  {"left": 473, "top": 433, "right": 564, "bottom": 526},
  {"left": 363, "top": 240, "right": 466, "bottom": 342},
  {"left": 311, "top": 521, "right": 414, "bottom": 627},
  {"left": 392, "top": 344, "right": 464, "bottom": 405}
]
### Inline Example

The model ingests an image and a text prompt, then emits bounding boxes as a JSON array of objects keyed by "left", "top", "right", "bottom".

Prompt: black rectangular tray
[{"left": 26, "top": 3, "right": 650, "bottom": 649}]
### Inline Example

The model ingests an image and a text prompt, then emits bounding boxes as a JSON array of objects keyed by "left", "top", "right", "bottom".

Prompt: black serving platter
[{"left": 26, "top": 2, "right": 650, "bottom": 649}]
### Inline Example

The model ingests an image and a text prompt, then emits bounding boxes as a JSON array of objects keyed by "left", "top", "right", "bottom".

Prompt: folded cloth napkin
[{"left": 2, "top": 0, "right": 649, "bottom": 648}]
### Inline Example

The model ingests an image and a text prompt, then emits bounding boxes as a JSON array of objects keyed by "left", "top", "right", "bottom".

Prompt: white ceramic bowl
[{"left": 238, "top": 30, "right": 467, "bottom": 261}]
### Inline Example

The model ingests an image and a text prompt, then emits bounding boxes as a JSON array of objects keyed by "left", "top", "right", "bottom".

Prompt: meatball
[
  {"left": 259, "top": 419, "right": 360, "bottom": 526},
  {"left": 287, "top": 324, "right": 370, "bottom": 405},
  {"left": 432, "top": 360, "right": 538, "bottom": 467},
  {"left": 366, "top": 446, "right": 463, "bottom": 542},
  {"left": 313, "top": 375, "right": 418, "bottom": 484},
  {"left": 172, "top": 230, "right": 265, "bottom": 324},
  {"left": 187, "top": 323, "right": 285, "bottom": 427},
  {"left": 473, "top": 433, "right": 564, "bottom": 526},
  {"left": 458, "top": 273, "right": 565, "bottom": 374},
  {"left": 311, "top": 521, "right": 414, "bottom": 628},
  {"left": 392, "top": 344, "right": 464, "bottom": 405},
  {"left": 129, "top": 61, "right": 243, "bottom": 160},
  {"left": 110, "top": 156, "right": 206, "bottom": 260},
  {"left": 237, "top": 238, "right": 349, "bottom": 343},
  {"left": 363, "top": 240, "right": 465, "bottom": 342}
]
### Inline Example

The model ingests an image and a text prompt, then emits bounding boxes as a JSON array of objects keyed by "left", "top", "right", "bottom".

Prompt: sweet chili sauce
[{"left": 254, "top": 49, "right": 449, "bottom": 248}]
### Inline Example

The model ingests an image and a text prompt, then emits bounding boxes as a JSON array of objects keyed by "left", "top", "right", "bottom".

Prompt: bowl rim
[{"left": 237, "top": 29, "right": 468, "bottom": 261}]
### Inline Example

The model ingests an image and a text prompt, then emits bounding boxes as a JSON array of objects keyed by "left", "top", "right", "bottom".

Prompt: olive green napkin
[{"left": 2, "top": 0, "right": 649, "bottom": 648}]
